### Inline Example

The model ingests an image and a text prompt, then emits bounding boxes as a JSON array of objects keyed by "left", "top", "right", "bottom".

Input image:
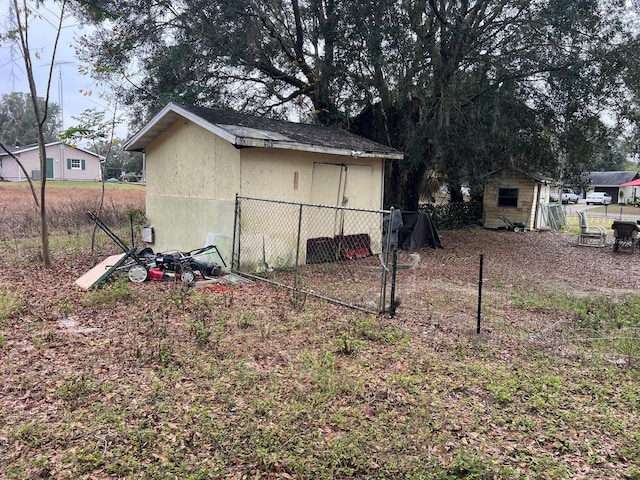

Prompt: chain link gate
[{"left": 232, "top": 196, "right": 396, "bottom": 314}]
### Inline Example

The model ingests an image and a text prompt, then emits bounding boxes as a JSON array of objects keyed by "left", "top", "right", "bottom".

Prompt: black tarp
[{"left": 398, "top": 211, "right": 443, "bottom": 250}]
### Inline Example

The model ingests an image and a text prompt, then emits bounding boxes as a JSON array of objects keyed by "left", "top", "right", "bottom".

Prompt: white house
[{"left": 0, "top": 142, "right": 103, "bottom": 182}]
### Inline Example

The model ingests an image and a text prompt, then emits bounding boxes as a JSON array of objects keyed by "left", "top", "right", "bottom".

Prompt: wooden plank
[{"left": 75, "top": 252, "right": 130, "bottom": 290}]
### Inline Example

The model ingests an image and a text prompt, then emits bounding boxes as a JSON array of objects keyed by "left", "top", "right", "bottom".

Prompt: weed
[
  {"left": 165, "top": 283, "right": 191, "bottom": 307},
  {"left": 0, "top": 291, "right": 26, "bottom": 322},
  {"left": 335, "top": 332, "right": 363, "bottom": 356},
  {"left": 65, "top": 447, "right": 105, "bottom": 474},
  {"left": 260, "top": 321, "right": 272, "bottom": 339},
  {"left": 486, "top": 384, "right": 513, "bottom": 405},
  {"left": 439, "top": 449, "right": 500, "bottom": 479},
  {"left": 11, "top": 420, "right": 48, "bottom": 448},
  {"left": 353, "top": 314, "right": 377, "bottom": 339},
  {"left": 189, "top": 315, "right": 213, "bottom": 347},
  {"left": 291, "top": 291, "right": 307, "bottom": 311},
  {"left": 56, "top": 297, "right": 74, "bottom": 318},
  {"left": 84, "top": 278, "right": 131, "bottom": 307},
  {"left": 56, "top": 372, "right": 98, "bottom": 403},
  {"left": 157, "top": 344, "right": 173, "bottom": 366},
  {"left": 237, "top": 311, "right": 255, "bottom": 329}
]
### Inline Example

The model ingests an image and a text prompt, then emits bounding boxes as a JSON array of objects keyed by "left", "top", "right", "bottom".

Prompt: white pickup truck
[{"left": 561, "top": 188, "right": 579, "bottom": 204}]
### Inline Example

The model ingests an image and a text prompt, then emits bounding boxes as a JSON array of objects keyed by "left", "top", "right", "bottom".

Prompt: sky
[{"left": 0, "top": 0, "right": 128, "bottom": 140}]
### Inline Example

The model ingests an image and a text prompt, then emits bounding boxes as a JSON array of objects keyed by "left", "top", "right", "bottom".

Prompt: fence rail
[{"left": 232, "top": 196, "right": 396, "bottom": 314}]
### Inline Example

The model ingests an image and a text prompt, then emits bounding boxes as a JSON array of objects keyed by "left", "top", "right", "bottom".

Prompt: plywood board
[{"left": 75, "top": 252, "right": 130, "bottom": 290}]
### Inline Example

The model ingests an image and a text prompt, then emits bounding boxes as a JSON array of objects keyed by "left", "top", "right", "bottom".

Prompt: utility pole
[{"left": 43, "top": 61, "right": 73, "bottom": 179}]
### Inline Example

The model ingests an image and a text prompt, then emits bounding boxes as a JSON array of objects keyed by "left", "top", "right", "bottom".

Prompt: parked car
[
  {"left": 585, "top": 192, "right": 612, "bottom": 205},
  {"left": 561, "top": 188, "right": 579, "bottom": 204}
]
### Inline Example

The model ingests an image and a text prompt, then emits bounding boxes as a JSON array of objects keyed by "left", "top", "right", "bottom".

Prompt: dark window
[{"left": 498, "top": 188, "right": 518, "bottom": 207}]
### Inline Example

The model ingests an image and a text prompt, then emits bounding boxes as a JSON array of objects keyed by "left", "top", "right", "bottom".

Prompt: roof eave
[
  {"left": 234, "top": 136, "right": 403, "bottom": 159},
  {"left": 125, "top": 102, "right": 404, "bottom": 159}
]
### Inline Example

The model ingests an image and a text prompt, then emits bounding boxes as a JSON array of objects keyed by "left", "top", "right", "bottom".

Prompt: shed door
[{"left": 310, "top": 163, "right": 373, "bottom": 208}]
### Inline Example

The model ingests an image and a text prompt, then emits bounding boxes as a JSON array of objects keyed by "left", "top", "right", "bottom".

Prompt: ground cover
[{"left": 1, "top": 185, "right": 639, "bottom": 479}]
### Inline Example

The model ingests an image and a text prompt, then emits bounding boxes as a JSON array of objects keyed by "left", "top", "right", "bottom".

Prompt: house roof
[
  {"left": 486, "top": 167, "right": 556, "bottom": 184},
  {"left": 124, "top": 103, "right": 404, "bottom": 160},
  {"left": 0, "top": 141, "right": 103, "bottom": 159},
  {"left": 588, "top": 171, "right": 639, "bottom": 187},
  {"left": 620, "top": 178, "right": 640, "bottom": 187}
]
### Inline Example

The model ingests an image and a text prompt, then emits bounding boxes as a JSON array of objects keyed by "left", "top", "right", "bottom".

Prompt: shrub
[{"left": 419, "top": 201, "right": 483, "bottom": 230}]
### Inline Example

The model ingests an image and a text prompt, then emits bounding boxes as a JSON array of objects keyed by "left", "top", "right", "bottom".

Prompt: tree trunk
[
  {"left": 385, "top": 159, "right": 426, "bottom": 211},
  {"left": 38, "top": 140, "right": 52, "bottom": 268}
]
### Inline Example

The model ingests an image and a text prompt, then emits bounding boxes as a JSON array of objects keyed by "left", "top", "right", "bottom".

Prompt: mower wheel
[
  {"left": 181, "top": 270, "right": 196, "bottom": 284},
  {"left": 128, "top": 264, "right": 148, "bottom": 283}
]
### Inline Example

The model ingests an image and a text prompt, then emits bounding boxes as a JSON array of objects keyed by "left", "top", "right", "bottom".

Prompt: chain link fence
[{"left": 232, "top": 196, "right": 396, "bottom": 314}]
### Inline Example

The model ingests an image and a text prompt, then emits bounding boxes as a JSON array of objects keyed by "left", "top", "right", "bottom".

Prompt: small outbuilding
[
  {"left": 0, "top": 141, "right": 103, "bottom": 182},
  {"left": 124, "top": 103, "right": 403, "bottom": 263},
  {"left": 483, "top": 167, "right": 556, "bottom": 230}
]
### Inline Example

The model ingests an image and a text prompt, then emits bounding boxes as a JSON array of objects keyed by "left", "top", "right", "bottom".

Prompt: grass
[
  {"left": 0, "top": 180, "right": 145, "bottom": 190},
  {"left": 4, "top": 275, "right": 639, "bottom": 479},
  {"left": 1, "top": 198, "right": 640, "bottom": 478}
]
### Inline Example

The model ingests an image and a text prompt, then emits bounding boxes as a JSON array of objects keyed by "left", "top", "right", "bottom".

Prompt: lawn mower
[
  {"left": 137, "top": 245, "right": 226, "bottom": 283},
  {"left": 498, "top": 215, "right": 528, "bottom": 233},
  {"left": 85, "top": 211, "right": 226, "bottom": 284}
]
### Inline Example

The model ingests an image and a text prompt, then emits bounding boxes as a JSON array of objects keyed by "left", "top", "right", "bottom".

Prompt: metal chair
[
  {"left": 577, "top": 211, "right": 606, "bottom": 247},
  {"left": 611, "top": 221, "right": 640, "bottom": 253}
]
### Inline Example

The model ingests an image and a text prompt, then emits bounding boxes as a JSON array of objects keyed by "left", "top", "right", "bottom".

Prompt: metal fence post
[
  {"left": 232, "top": 193, "right": 241, "bottom": 271},
  {"left": 477, "top": 253, "right": 484, "bottom": 334},
  {"left": 379, "top": 206, "right": 395, "bottom": 313},
  {"left": 389, "top": 245, "right": 398, "bottom": 317},
  {"left": 293, "top": 203, "right": 303, "bottom": 292}
]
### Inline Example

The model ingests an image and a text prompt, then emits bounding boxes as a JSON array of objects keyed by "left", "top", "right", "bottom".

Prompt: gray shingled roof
[
  {"left": 125, "top": 103, "right": 403, "bottom": 159},
  {"left": 588, "top": 171, "right": 639, "bottom": 186}
]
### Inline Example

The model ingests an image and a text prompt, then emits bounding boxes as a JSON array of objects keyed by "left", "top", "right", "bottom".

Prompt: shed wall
[
  {"left": 484, "top": 174, "right": 538, "bottom": 230},
  {"left": 143, "top": 119, "right": 385, "bottom": 266}
]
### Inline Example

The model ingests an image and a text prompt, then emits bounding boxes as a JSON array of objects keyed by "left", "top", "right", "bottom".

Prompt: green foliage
[
  {"left": 421, "top": 201, "right": 483, "bottom": 230},
  {"left": 188, "top": 316, "right": 213, "bottom": 347},
  {"left": 4, "top": 206, "right": 640, "bottom": 478},
  {"left": 70, "top": 1, "right": 638, "bottom": 208},
  {"left": 569, "top": 294, "right": 640, "bottom": 331},
  {"left": 60, "top": 108, "right": 142, "bottom": 178},
  {"left": 0, "top": 291, "right": 26, "bottom": 322},
  {"left": 0, "top": 93, "right": 61, "bottom": 145},
  {"left": 83, "top": 278, "right": 131, "bottom": 307},
  {"left": 236, "top": 311, "right": 254, "bottom": 329},
  {"left": 335, "top": 332, "right": 363, "bottom": 356}
]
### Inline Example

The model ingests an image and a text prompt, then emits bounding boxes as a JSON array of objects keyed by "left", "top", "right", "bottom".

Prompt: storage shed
[
  {"left": 124, "top": 103, "right": 403, "bottom": 264},
  {"left": 483, "top": 167, "right": 555, "bottom": 230}
]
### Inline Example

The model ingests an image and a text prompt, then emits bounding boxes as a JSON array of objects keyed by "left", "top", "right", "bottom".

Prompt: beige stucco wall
[
  {"left": 239, "top": 148, "right": 384, "bottom": 208},
  {"left": 144, "top": 119, "right": 241, "bottom": 258},
  {"left": 0, "top": 145, "right": 101, "bottom": 182},
  {"left": 143, "top": 118, "right": 385, "bottom": 268}
]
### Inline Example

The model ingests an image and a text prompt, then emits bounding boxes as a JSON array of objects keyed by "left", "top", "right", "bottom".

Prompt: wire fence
[
  {"left": 232, "top": 196, "right": 395, "bottom": 314},
  {"left": 232, "top": 200, "right": 640, "bottom": 367}
]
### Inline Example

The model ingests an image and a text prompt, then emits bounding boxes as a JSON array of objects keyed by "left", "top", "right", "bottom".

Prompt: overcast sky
[{"left": 0, "top": 0, "right": 128, "bottom": 140}]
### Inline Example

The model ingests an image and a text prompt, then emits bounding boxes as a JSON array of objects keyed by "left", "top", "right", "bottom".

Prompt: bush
[{"left": 419, "top": 201, "right": 483, "bottom": 230}]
